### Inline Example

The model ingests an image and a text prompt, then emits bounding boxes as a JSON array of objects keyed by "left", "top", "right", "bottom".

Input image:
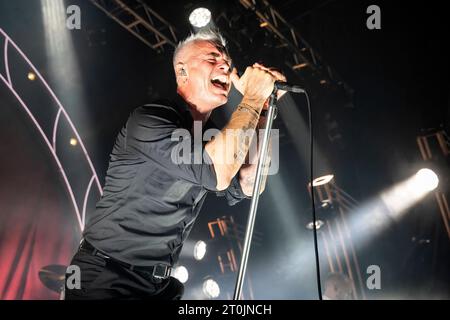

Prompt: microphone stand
[{"left": 233, "top": 88, "right": 278, "bottom": 300}]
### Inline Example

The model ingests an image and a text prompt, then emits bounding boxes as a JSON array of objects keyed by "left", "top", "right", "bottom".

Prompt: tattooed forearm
[
  {"left": 239, "top": 115, "right": 273, "bottom": 197},
  {"left": 234, "top": 114, "right": 258, "bottom": 163},
  {"left": 205, "top": 100, "right": 263, "bottom": 190}
]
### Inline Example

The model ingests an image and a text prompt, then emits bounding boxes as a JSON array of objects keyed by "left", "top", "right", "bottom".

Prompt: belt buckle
[
  {"left": 96, "top": 251, "right": 110, "bottom": 260},
  {"left": 152, "top": 264, "right": 170, "bottom": 280}
]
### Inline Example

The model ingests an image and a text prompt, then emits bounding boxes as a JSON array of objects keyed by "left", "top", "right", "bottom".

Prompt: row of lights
[
  {"left": 172, "top": 240, "right": 207, "bottom": 283},
  {"left": 172, "top": 265, "right": 220, "bottom": 298},
  {"left": 171, "top": 240, "right": 220, "bottom": 298}
]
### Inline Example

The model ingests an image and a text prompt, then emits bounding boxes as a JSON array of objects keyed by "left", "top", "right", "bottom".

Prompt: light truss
[
  {"left": 239, "top": 0, "right": 353, "bottom": 96},
  {"left": 89, "top": 0, "right": 178, "bottom": 52}
]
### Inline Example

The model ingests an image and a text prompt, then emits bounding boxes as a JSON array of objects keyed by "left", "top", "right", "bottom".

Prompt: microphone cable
[{"left": 304, "top": 91, "right": 323, "bottom": 300}]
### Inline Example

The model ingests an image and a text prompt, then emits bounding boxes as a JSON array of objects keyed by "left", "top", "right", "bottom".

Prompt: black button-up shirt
[{"left": 83, "top": 96, "right": 248, "bottom": 267}]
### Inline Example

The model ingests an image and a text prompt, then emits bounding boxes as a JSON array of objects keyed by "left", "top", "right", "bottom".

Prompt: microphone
[{"left": 274, "top": 81, "right": 305, "bottom": 93}]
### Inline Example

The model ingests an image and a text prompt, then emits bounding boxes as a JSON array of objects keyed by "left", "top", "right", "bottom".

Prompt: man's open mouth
[{"left": 211, "top": 75, "right": 229, "bottom": 91}]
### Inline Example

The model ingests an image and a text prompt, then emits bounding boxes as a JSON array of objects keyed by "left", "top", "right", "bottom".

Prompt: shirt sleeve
[
  {"left": 125, "top": 104, "right": 218, "bottom": 191},
  {"left": 216, "top": 173, "right": 251, "bottom": 206}
]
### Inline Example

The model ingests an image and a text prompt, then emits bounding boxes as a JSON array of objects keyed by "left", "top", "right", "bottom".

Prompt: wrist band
[{"left": 237, "top": 103, "right": 260, "bottom": 118}]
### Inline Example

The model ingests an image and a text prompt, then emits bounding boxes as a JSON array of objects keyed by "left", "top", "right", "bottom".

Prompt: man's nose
[{"left": 218, "top": 61, "right": 231, "bottom": 74}]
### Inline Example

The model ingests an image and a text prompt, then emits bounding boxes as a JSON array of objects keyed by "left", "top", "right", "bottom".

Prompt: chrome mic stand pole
[{"left": 233, "top": 89, "right": 278, "bottom": 300}]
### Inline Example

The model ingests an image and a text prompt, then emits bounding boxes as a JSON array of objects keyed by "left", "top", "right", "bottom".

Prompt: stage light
[
  {"left": 172, "top": 266, "right": 189, "bottom": 284},
  {"left": 27, "top": 72, "right": 36, "bottom": 81},
  {"left": 202, "top": 278, "right": 220, "bottom": 299},
  {"left": 70, "top": 138, "right": 78, "bottom": 146},
  {"left": 344, "top": 167, "right": 441, "bottom": 249},
  {"left": 321, "top": 200, "right": 332, "bottom": 208},
  {"left": 193, "top": 240, "right": 207, "bottom": 261},
  {"left": 189, "top": 8, "right": 211, "bottom": 28},
  {"left": 292, "top": 63, "right": 308, "bottom": 70},
  {"left": 306, "top": 219, "right": 324, "bottom": 230},
  {"left": 414, "top": 168, "right": 439, "bottom": 192},
  {"left": 312, "top": 174, "right": 334, "bottom": 187}
]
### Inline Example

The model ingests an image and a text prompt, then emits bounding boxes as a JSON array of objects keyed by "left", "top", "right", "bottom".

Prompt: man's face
[{"left": 179, "top": 40, "right": 231, "bottom": 110}]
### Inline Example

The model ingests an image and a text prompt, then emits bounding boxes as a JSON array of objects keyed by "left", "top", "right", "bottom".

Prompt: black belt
[{"left": 79, "top": 240, "right": 172, "bottom": 280}]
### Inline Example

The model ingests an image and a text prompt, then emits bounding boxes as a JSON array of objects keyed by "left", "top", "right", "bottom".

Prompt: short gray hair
[{"left": 172, "top": 29, "right": 229, "bottom": 68}]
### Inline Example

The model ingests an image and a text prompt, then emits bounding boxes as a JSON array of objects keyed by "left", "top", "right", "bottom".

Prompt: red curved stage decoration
[{"left": 0, "top": 28, "right": 102, "bottom": 299}]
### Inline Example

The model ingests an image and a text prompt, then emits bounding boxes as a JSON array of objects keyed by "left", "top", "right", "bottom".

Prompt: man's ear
[{"left": 175, "top": 62, "right": 188, "bottom": 86}]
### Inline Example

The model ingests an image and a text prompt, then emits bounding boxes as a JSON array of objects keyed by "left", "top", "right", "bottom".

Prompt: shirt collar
[{"left": 172, "top": 94, "right": 217, "bottom": 131}]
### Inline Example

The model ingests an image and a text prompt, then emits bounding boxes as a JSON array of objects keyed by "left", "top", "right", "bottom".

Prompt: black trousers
[{"left": 64, "top": 248, "right": 184, "bottom": 300}]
